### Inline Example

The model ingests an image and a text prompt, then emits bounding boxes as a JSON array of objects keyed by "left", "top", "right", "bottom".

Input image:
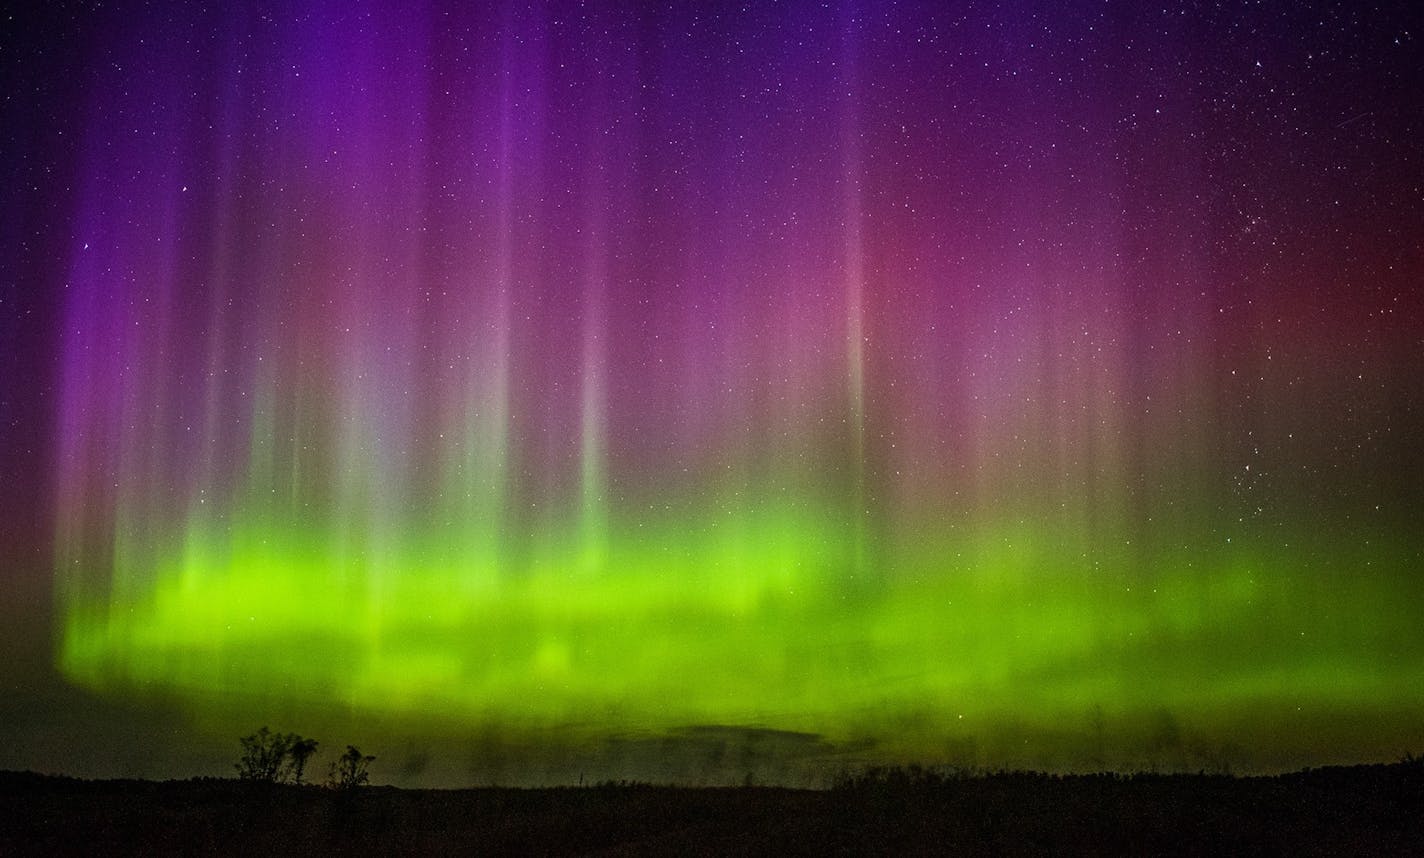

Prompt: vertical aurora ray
[
  {"left": 441, "top": 7, "right": 520, "bottom": 591},
  {"left": 47, "top": 1, "right": 1424, "bottom": 772},
  {"left": 574, "top": 17, "right": 619, "bottom": 578},
  {"left": 577, "top": 213, "right": 609, "bottom": 577},
  {"left": 839, "top": 0, "right": 870, "bottom": 579}
]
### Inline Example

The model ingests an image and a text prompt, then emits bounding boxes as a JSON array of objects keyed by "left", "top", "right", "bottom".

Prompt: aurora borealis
[{"left": 2, "top": 1, "right": 1423, "bottom": 783}]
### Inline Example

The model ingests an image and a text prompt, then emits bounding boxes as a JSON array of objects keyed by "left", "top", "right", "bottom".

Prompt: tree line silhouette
[{"left": 235, "top": 727, "right": 374, "bottom": 789}]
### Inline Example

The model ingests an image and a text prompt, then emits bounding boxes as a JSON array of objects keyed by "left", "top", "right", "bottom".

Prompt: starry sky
[{"left": 1, "top": 0, "right": 1422, "bottom": 786}]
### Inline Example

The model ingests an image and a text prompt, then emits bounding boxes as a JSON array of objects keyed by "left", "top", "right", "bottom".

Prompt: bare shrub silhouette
[
  {"left": 286, "top": 737, "right": 320, "bottom": 784},
  {"left": 328, "top": 745, "right": 375, "bottom": 790},
  {"left": 235, "top": 727, "right": 319, "bottom": 784}
]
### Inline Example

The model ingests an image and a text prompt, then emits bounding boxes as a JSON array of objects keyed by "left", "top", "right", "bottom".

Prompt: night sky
[{"left": 2, "top": 0, "right": 1422, "bottom": 786}]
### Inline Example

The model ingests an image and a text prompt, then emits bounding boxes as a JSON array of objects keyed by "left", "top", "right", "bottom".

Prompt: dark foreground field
[{"left": 2, "top": 762, "right": 1421, "bottom": 855}]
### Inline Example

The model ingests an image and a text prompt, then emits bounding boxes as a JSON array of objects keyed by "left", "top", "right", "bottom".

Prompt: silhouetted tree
[
  {"left": 285, "top": 737, "right": 320, "bottom": 784},
  {"left": 236, "top": 727, "right": 318, "bottom": 784},
  {"left": 328, "top": 745, "right": 375, "bottom": 790},
  {"left": 236, "top": 727, "right": 290, "bottom": 782}
]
